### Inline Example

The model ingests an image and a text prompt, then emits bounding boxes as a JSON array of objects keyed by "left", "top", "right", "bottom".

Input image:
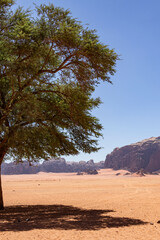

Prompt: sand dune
[{"left": 0, "top": 169, "right": 160, "bottom": 240}]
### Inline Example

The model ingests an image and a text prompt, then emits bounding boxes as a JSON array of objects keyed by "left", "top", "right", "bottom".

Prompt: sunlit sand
[{"left": 1, "top": 169, "right": 160, "bottom": 240}]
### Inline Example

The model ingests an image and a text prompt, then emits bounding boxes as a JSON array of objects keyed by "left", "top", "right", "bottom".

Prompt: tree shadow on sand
[{"left": 0, "top": 205, "right": 147, "bottom": 231}]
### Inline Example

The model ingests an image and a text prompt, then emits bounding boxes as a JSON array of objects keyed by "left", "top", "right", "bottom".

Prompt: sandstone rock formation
[
  {"left": 85, "top": 169, "right": 98, "bottom": 175},
  {"left": 2, "top": 158, "right": 104, "bottom": 175},
  {"left": 1, "top": 161, "right": 39, "bottom": 175},
  {"left": 104, "top": 137, "right": 160, "bottom": 172},
  {"left": 40, "top": 158, "right": 67, "bottom": 173}
]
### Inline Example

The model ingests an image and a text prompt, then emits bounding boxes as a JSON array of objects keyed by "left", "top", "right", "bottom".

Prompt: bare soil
[{"left": 0, "top": 169, "right": 160, "bottom": 240}]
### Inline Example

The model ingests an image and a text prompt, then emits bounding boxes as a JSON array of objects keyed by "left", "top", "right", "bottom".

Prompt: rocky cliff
[
  {"left": 1, "top": 158, "right": 104, "bottom": 175},
  {"left": 104, "top": 137, "right": 160, "bottom": 172}
]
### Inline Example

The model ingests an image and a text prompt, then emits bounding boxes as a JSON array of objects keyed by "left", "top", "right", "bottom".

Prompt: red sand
[{"left": 1, "top": 169, "right": 160, "bottom": 240}]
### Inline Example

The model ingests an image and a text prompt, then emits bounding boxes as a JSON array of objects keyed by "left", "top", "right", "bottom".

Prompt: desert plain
[{"left": 0, "top": 169, "right": 160, "bottom": 240}]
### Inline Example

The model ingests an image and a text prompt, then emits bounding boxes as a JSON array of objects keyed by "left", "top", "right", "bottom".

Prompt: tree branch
[
  {"left": 38, "top": 52, "right": 77, "bottom": 75},
  {"left": 0, "top": 51, "right": 77, "bottom": 126},
  {"left": 40, "top": 42, "right": 54, "bottom": 71}
]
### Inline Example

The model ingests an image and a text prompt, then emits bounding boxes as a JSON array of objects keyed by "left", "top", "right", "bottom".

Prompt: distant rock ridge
[
  {"left": 1, "top": 158, "right": 104, "bottom": 175},
  {"left": 104, "top": 136, "right": 160, "bottom": 172}
]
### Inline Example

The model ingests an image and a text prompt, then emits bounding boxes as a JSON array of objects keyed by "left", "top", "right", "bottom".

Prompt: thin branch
[
  {"left": 0, "top": 51, "right": 78, "bottom": 126},
  {"left": 38, "top": 52, "right": 76, "bottom": 75},
  {"left": 40, "top": 42, "right": 54, "bottom": 71},
  {"left": 18, "top": 75, "right": 21, "bottom": 90}
]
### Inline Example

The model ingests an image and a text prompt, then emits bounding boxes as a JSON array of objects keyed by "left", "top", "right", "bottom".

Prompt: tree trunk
[
  {"left": 0, "top": 164, "right": 4, "bottom": 210},
  {"left": 0, "top": 148, "right": 6, "bottom": 210}
]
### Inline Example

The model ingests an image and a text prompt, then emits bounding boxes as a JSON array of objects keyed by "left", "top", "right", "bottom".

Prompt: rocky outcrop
[
  {"left": 65, "top": 159, "right": 103, "bottom": 172},
  {"left": 1, "top": 158, "right": 104, "bottom": 175},
  {"left": 85, "top": 169, "right": 98, "bottom": 175},
  {"left": 40, "top": 158, "right": 67, "bottom": 173},
  {"left": 1, "top": 161, "right": 39, "bottom": 175},
  {"left": 104, "top": 137, "right": 160, "bottom": 172}
]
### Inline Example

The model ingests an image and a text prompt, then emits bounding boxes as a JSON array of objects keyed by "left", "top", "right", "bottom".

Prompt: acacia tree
[{"left": 0, "top": 0, "right": 118, "bottom": 209}]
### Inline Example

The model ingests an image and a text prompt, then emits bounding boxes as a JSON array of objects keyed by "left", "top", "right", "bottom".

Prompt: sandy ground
[{"left": 0, "top": 169, "right": 160, "bottom": 240}]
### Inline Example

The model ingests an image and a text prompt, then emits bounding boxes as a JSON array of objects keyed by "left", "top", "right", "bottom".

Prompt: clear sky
[{"left": 13, "top": 0, "right": 160, "bottom": 162}]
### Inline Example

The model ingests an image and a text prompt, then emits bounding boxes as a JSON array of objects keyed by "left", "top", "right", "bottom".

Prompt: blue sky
[{"left": 13, "top": 0, "right": 160, "bottom": 162}]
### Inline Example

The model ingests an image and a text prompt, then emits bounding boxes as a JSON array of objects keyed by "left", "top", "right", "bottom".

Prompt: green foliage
[{"left": 0, "top": 1, "right": 118, "bottom": 163}]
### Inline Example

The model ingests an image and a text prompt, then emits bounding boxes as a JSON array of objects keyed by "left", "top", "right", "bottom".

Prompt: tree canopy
[{"left": 0, "top": 0, "right": 118, "bottom": 164}]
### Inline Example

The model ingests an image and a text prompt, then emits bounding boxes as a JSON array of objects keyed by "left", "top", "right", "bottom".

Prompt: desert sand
[{"left": 0, "top": 169, "right": 160, "bottom": 240}]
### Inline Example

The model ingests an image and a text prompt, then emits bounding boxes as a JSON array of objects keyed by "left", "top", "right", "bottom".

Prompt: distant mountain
[
  {"left": 104, "top": 137, "right": 160, "bottom": 172},
  {"left": 1, "top": 158, "right": 104, "bottom": 175}
]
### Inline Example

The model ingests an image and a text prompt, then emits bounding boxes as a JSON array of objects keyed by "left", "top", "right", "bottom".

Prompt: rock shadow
[{"left": 0, "top": 205, "right": 147, "bottom": 231}]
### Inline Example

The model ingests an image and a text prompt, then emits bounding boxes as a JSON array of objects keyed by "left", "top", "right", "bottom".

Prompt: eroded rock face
[
  {"left": 1, "top": 162, "right": 39, "bottom": 175},
  {"left": 1, "top": 158, "right": 105, "bottom": 175},
  {"left": 104, "top": 137, "right": 160, "bottom": 172},
  {"left": 40, "top": 158, "right": 67, "bottom": 173}
]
